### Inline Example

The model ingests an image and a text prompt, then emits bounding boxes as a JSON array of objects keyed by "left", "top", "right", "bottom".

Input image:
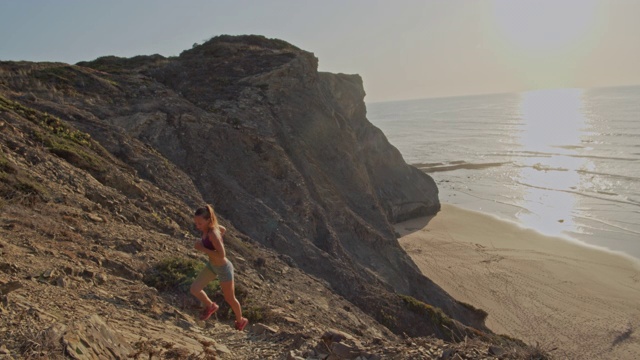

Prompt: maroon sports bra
[{"left": 202, "top": 234, "right": 216, "bottom": 251}]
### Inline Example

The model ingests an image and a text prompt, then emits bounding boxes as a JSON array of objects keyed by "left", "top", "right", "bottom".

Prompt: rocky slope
[{"left": 1, "top": 35, "right": 548, "bottom": 359}]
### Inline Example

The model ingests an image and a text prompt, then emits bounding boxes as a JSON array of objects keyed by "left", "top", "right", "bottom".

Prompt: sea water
[{"left": 367, "top": 86, "right": 640, "bottom": 260}]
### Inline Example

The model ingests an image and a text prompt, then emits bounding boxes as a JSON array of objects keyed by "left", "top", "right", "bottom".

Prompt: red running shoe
[
  {"left": 199, "top": 302, "right": 219, "bottom": 321},
  {"left": 235, "top": 317, "right": 249, "bottom": 331}
]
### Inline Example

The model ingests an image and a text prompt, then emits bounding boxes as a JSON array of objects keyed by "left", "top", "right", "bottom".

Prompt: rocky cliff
[{"left": 0, "top": 35, "right": 541, "bottom": 359}]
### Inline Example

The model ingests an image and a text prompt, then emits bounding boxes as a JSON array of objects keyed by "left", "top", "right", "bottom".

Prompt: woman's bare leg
[
  {"left": 190, "top": 268, "right": 217, "bottom": 307},
  {"left": 220, "top": 280, "right": 243, "bottom": 322}
]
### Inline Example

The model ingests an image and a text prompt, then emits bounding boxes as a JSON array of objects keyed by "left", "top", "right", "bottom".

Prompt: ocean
[{"left": 367, "top": 85, "right": 640, "bottom": 261}]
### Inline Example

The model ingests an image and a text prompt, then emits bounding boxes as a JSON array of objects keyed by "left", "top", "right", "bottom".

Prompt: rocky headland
[{"left": 0, "top": 35, "right": 547, "bottom": 359}]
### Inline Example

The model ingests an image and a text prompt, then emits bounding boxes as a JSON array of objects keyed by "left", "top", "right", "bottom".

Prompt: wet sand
[{"left": 396, "top": 204, "right": 640, "bottom": 359}]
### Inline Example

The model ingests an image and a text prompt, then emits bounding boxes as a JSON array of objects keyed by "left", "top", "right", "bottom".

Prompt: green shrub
[
  {"left": 242, "top": 304, "right": 272, "bottom": 323},
  {"left": 399, "top": 294, "right": 454, "bottom": 329},
  {"left": 457, "top": 300, "right": 489, "bottom": 319},
  {"left": 144, "top": 257, "right": 219, "bottom": 293}
]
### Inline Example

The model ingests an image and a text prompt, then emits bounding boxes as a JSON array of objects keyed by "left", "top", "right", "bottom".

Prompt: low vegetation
[
  {"left": 143, "top": 256, "right": 270, "bottom": 323},
  {"left": 1, "top": 95, "right": 110, "bottom": 176},
  {"left": 144, "top": 256, "right": 218, "bottom": 293},
  {"left": 399, "top": 294, "right": 455, "bottom": 329}
]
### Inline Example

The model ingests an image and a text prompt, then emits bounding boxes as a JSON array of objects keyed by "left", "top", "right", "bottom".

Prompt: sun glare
[
  {"left": 518, "top": 88, "right": 587, "bottom": 153},
  {"left": 514, "top": 88, "right": 589, "bottom": 237}
]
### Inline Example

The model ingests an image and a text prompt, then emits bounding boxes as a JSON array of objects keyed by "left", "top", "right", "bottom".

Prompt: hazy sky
[{"left": 1, "top": 0, "right": 639, "bottom": 102}]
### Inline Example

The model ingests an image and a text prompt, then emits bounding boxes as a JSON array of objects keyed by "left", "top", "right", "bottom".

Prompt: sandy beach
[{"left": 396, "top": 204, "right": 640, "bottom": 359}]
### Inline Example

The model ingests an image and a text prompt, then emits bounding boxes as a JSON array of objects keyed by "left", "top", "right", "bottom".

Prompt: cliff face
[{"left": 1, "top": 35, "right": 485, "bottom": 337}]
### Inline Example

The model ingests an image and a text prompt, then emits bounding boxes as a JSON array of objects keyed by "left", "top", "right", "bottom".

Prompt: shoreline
[
  {"left": 434, "top": 181, "right": 640, "bottom": 262},
  {"left": 396, "top": 204, "right": 640, "bottom": 359},
  {"left": 442, "top": 198, "right": 640, "bottom": 265}
]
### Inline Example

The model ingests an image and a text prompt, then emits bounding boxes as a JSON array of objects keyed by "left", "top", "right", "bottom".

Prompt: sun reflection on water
[{"left": 515, "top": 88, "right": 591, "bottom": 237}]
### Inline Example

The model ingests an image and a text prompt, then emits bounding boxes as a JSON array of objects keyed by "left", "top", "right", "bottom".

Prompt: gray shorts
[{"left": 205, "top": 260, "right": 234, "bottom": 283}]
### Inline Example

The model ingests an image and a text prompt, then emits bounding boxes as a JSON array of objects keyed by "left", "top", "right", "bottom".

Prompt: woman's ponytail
[{"left": 205, "top": 204, "right": 218, "bottom": 230}]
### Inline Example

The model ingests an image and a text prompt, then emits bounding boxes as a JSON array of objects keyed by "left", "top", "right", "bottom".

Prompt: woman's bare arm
[
  {"left": 194, "top": 240, "right": 205, "bottom": 251},
  {"left": 195, "top": 239, "right": 218, "bottom": 258}
]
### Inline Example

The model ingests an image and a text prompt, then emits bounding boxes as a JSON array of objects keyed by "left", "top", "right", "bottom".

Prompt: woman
[{"left": 190, "top": 205, "right": 248, "bottom": 331}]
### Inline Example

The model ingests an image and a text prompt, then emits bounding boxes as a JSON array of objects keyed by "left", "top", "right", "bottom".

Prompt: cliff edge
[{"left": 0, "top": 35, "right": 541, "bottom": 359}]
